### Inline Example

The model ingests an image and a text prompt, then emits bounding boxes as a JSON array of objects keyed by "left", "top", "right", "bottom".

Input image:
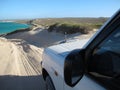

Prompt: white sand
[
  {"left": 0, "top": 37, "right": 45, "bottom": 90},
  {"left": 0, "top": 37, "right": 43, "bottom": 76}
]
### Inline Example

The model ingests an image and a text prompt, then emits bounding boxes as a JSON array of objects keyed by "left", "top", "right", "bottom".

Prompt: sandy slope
[
  {"left": 6, "top": 29, "right": 94, "bottom": 48},
  {"left": 0, "top": 38, "right": 45, "bottom": 90}
]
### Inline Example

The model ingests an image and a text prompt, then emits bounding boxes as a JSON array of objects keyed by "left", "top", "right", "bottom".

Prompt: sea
[{"left": 0, "top": 22, "right": 30, "bottom": 35}]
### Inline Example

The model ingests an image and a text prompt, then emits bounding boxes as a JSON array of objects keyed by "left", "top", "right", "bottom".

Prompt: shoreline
[
  {"left": 0, "top": 27, "right": 31, "bottom": 37},
  {"left": 6, "top": 28, "right": 31, "bottom": 35},
  {"left": 0, "top": 22, "right": 32, "bottom": 36}
]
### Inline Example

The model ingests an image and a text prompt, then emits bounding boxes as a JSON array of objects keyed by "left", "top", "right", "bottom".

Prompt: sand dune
[{"left": 6, "top": 29, "right": 93, "bottom": 48}]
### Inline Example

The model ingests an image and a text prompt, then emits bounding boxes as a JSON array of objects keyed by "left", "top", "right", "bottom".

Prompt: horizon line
[{"left": 0, "top": 16, "right": 110, "bottom": 20}]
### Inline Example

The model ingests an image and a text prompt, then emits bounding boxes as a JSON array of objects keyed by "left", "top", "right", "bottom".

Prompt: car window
[
  {"left": 88, "top": 26, "right": 120, "bottom": 90},
  {"left": 100, "top": 28, "right": 120, "bottom": 54}
]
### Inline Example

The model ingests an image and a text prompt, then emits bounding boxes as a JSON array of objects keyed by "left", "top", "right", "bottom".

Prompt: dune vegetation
[
  {"left": 14, "top": 17, "right": 108, "bottom": 34},
  {"left": 47, "top": 23, "right": 103, "bottom": 34},
  {"left": 32, "top": 18, "right": 108, "bottom": 34}
]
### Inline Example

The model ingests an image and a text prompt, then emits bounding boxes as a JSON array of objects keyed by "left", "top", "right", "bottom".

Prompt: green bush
[
  {"left": 48, "top": 23, "right": 57, "bottom": 32},
  {"left": 48, "top": 23, "right": 91, "bottom": 34}
]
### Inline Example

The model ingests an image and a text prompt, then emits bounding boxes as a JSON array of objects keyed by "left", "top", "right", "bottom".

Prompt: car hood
[{"left": 46, "top": 39, "right": 89, "bottom": 58}]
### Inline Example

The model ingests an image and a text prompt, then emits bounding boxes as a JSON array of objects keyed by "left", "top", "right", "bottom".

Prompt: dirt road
[{"left": 0, "top": 38, "right": 46, "bottom": 90}]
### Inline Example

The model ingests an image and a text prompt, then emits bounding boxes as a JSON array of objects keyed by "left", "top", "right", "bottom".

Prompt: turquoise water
[{"left": 0, "top": 22, "right": 30, "bottom": 34}]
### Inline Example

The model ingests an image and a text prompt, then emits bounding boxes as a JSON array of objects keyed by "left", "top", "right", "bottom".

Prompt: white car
[{"left": 42, "top": 9, "right": 120, "bottom": 90}]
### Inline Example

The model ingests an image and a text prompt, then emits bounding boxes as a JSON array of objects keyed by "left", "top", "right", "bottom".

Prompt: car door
[
  {"left": 87, "top": 25, "right": 120, "bottom": 90},
  {"left": 64, "top": 10, "right": 120, "bottom": 90}
]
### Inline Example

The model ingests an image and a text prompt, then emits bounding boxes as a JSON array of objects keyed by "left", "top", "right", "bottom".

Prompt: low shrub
[{"left": 48, "top": 23, "right": 91, "bottom": 34}]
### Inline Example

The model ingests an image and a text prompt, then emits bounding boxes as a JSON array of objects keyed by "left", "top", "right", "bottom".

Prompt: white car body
[
  {"left": 42, "top": 9, "right": 120, "bottom": 90},
  {"left": 42, "top": 39, "right": 105, "bottom": 90}
]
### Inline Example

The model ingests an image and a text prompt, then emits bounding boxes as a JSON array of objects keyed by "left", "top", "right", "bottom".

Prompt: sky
[{"left": 0, "top": 0, "right": 120, "bottom": 20}]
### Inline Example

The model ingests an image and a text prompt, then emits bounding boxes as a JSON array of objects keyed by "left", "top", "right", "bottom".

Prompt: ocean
[{"left": 0, "top": 22, "right": 30, "bottom": 34}]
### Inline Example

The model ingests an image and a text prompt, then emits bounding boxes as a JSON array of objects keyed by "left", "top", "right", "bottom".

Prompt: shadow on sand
[
  {"left": 0, "top": 75, "right": 46, "bottom": 90},
  {"left": 6, "top": 29, "right": 81, "bottom": 48}
]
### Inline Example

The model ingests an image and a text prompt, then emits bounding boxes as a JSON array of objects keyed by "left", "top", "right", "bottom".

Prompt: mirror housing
[{"left": 64, "top": 49, "right": 85, "bottom": 87}]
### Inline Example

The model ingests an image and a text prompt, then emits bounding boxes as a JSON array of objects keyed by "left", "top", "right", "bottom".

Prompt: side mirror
[{"left": 64, "top": 49, "right": 85, "bottom": 87}]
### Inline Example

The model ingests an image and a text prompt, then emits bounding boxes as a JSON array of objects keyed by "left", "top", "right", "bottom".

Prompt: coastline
[
  {"left": 0, "top": 22, "right": 31, "bottom": 36},
  {"left": 0, "top": 22, "right": 44, "bottom": 37},
  {"left": 6, "top": 28, "right": 31, "bottom": 35},
  {"left": 0, "top": 27, "right": 31, "bottom": 37}
]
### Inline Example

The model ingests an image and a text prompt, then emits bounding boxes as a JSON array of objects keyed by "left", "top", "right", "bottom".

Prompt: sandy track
[{"left": 0, "top": 38, "right": 46, "bottom": 90}]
